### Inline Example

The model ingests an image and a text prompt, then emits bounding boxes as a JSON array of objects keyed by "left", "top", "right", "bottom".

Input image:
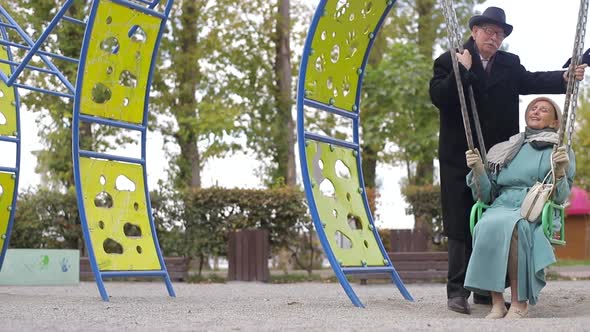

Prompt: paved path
[
  {"left": 1, "top": 281, "right": 589, "bottom": 331},
  {"left": 548, "top": 265, "right": 590, "bottom": 279}
]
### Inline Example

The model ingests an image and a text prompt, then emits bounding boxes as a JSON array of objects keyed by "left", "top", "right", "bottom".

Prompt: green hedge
[
  {"left": 11, "top": 187, "right": 82, "bottom": 250},
  {"left": 401, "top": 184, "right": 446, "bottom": 248},
  {"left": 151, "top": 186, "right": 312, "bottom": 273}
]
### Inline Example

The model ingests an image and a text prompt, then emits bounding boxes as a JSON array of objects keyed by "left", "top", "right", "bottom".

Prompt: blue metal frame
[
  {"left": 72, "top": 0, "right": 175, "bottom": 301},
  {"left": 0, "top": 24, "right": 21, "bottom": 271},
  {"left": 297, "top": 0, "right": 413, "bottom": 307},
  {"left": 0, "top": 3, "right": 76, "bottom": 93}
]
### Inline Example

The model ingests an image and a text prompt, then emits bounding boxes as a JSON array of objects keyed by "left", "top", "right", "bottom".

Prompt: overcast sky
[{"left": 1, "top": 0, "right": 588, "bottom": 230}]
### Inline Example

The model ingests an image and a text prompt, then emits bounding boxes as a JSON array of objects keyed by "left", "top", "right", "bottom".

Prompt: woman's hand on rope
[
  {"left": 466, "top": 148, "right": 484, "bottom": 175},
  {"left": 552, "top": 146, "right": 570, "bottom": 179},
  {"left": 562, "top": 64, "right": 588, "bottom": 82},
  {"left": 456, "top": 49, "right": 472, "bottom": 70}
]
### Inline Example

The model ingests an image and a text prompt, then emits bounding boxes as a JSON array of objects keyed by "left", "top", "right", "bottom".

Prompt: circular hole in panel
[
  {"left": 327, "top": 76, "right": 333, "bottom": 90},
  {"left": 115, "top": 174, "right": 136, "bottom": 191},
  {"left": 366, "top": 1, "right": 373, "bottom": 13},
  {"left": 321, "top": 30, "right": 327, "bottom": 40},
  {"left": 123, "top": 98, "right": 130, "bottom": 107},
  {"left": 349, "top": 13, "right": 355, "bottom": 21},
  {"left": 0, "top": 111, "right": 6, "bottom": 125},
  {"left": 106, "top": 16, "right": 112, "bottom": 24},
  {"left": 332, "top": 31, "right": 336, "bottom": 38},
  {"left": 0, "top": 89, "right": 4, "bottom": 98},
  {"left": 343, "top": 82, "right": 351, "bottom": 97},
  {"left": 330, "top": 45, "right": 340, "bottom": 63},
  {"left": 315, "top": 55, "right": 324, "bottom": 72},
  {"left": 335, "top": 0, "right": 348, "bottom": 18},
  {"left": 332, "top": 209, "right": 338, "bottom": 218},
  {"left": 124, "top": 222, "right": 142, "bottom": 237},
  {"left": 91, "top": 83, "right": 112, "bottom": 104},
  {"left": 346, "top": 192, "right": 351, "bottom": 202},
  {"left": 318, "top": 159, "right": 324, "bottom": 170},
  {"left": 98, "top": 220, "right": 104, "bottom": 229},
  {"left": 94, "top": 191, "right": 114, "bottom": 208},
  {"left": 335, "top": 160, "right": 351, "bottom": 179},
  {"left": 100, "top": 37, "right": 119, "bottom": 54},
  {"left": 347, "top": 214, "right": 362, "bottom": 230},
  {"left": 333, "top": 89, "right": 338, "bottom": 97},
  {"left": 364, "top": 240, "right": 369, "bottom": 248},
  {"left": 119, "top": 70, "right": 138, "bottom": 88},
  {"left": 135, "top": 51, "right": 141, "bottom": 60},
  {"left": 103, "top": 238, "right": 123, "bottom": 254},
  {"left": 129, "top": 25, "right": 147, "bottom": 43},
  {"left": 136, "top": 246, "right": 142, "bottom": 254},
  {"left": 319, "top": 178, "right": 336, "bottom": 198},
  {"left": 106, "top": 66, "right": 113, "bottom": 75},
  {"left": 134, "top": 202, "right": 139, "bottom": 211},
  {"left": 99, "top": 175, "right": 106, "bottom": 186},
  {"left": 334, "top": 230, "right": 352, "bottom": 249}
]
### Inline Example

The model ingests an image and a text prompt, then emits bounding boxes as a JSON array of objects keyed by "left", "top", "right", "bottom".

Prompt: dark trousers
[{"left": 447, "top": 237, "right": 473, "bottom": 299}]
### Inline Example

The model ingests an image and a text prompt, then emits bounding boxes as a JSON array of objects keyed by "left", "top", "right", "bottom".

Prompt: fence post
[
  {"left": 227, "top": 229, "right": 270, "bottom": 282},
  {"left": 389, "top": 229, "right": 429, "bottom": 252}
]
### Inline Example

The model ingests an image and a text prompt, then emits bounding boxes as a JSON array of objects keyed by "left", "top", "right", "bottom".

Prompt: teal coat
[{"left": 463, "top": 143, "right": 575, "bottom": 304}]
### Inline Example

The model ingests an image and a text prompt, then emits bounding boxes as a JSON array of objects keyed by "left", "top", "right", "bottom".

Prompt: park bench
[
  {"left": 80, "top": 257, "right": 189, "bottom": 281},
  {"left": 355, "top": 251, "right": 448, "bottom": 284}
]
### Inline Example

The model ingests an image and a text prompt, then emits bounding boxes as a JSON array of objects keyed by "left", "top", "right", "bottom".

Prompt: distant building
[{"left": 555, "top": 187, "right": 590, "bottom": 260}]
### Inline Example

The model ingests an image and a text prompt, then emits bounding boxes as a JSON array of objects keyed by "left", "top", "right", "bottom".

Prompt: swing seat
[{"left": 469, "top": 200, "right": 566, "bottom": 245}]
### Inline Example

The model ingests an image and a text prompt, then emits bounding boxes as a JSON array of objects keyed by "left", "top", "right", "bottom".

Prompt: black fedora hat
[{"left": 469, "top": 7, "right": 513, "bottom": 37}]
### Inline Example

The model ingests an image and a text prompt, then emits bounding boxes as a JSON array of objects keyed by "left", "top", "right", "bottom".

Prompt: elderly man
[{"left": 429, "top": 6, "right": 586, "bottom": 314}]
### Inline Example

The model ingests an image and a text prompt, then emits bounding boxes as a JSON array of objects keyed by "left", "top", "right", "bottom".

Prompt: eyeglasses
[{"left": 480, "top": 26, "right": 505, "bottom": 39}]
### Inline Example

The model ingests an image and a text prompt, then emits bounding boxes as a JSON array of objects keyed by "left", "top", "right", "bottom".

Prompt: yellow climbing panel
[
  {"left": 304, "top": 0, "right": 387, "bottom": 112},
  {"left": 80, "top": 0, "right": 162, "bottom": 124},
  {"left": 0, "top": 172, "right": 15, "bottom": 251},
  {"left": 0, "top": 46, "right": 17, "bottom": 136},
  {"left": 79, "top": 157, "right": 160, "bottom": 271},
  {"left": 306, "top": 141, "right": 386, "bottom": 266}
]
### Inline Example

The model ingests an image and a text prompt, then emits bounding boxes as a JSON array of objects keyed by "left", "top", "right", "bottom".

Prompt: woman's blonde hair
[{"left": 525, "top": 96, "right": 562, "bottom": 129}]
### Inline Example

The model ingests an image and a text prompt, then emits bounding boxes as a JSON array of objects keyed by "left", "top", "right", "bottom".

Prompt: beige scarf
[{"left": 486, "top": 127, "right": 559, "bottom": 173}]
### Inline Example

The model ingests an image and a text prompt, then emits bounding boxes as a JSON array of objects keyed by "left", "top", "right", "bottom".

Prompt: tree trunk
[
  {"left": 360, "top": 30, "right": 387, "bottom": 188},
  {"left": 176, "top": 0, "right": 202, "bottom": 190},
  {"left": 275, "top": 0, "right": 296, "bottom": 186},
  {"left": 361, "top": 145, "right": 378, "bottom": 188}
]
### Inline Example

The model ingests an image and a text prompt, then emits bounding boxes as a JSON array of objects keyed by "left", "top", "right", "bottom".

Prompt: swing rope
[{"left": 441, "top": 0, "right": 488, "bottom": 200}]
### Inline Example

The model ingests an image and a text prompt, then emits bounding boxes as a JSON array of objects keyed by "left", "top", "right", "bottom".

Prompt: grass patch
[
  {"left": 554, "top": 259, "right": 590, "bottom": 266},
  {"left": 186, "top": 273, "right": 226, "bottom": 284},
  {"left": 270, "top": 273, "right": 337, "bottom": 284},
  {"left": 546, "top": 271, "right": 590, "bottom": 281}
]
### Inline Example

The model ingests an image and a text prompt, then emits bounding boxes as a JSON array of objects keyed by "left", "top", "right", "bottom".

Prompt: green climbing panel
[
  {"left": 0, "top": 46, "right": 17, "bottom": 136},
  {"left": 80, "top": 0, "right": 161, "bottom": 124},
  {"left": 306, "top": 141, "right": 386, "bottom": 266},
  {"left": 304, "top": 0, "right": 387, "bottom": 111},
  {"left": 0, "top": 172, "right": 15, "bottom": 251},
  {"left": 79, "top": 157, "right": 160, "bottom": 271}
]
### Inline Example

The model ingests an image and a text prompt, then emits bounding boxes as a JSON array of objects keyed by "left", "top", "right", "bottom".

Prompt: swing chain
[
  {"left": 561, "top": 0, "right": 589, "bottom": 151},
  {"left": 441, "top": 0, "right": 490, "bottom": 200}
]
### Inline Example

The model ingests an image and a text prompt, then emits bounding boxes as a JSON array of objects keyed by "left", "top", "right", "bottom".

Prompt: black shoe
[
  {"left": 473, "top": 293, "right": 492, "bottom": 305},
  {"left": 448, "top": 297, "right": 471, "bottom": 314}
]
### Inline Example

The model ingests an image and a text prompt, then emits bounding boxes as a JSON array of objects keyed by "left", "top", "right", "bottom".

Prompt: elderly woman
[{"left": 463, "top": 96, "right": 575, "bottom": 319}]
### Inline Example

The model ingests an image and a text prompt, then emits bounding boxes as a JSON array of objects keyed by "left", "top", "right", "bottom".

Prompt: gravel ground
[{"left": 1, "top": 280, "right": 589, "bottom": 331}]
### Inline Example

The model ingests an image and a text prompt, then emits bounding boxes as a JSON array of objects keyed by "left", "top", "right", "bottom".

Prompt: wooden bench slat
[
  {"left": 388, "top": 251, "right": 448, "bottom": 261},
  {"left": 79, "top": 257, "right": 188, "bottom": 281},
  {"left": 354, "top": 251, "right": 449, "bottom": 283}
]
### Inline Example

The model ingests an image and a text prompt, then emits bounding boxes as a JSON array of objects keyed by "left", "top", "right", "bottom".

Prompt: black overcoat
[{"left": 429, "top": 37, "right": 566, "bottom": 240}]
